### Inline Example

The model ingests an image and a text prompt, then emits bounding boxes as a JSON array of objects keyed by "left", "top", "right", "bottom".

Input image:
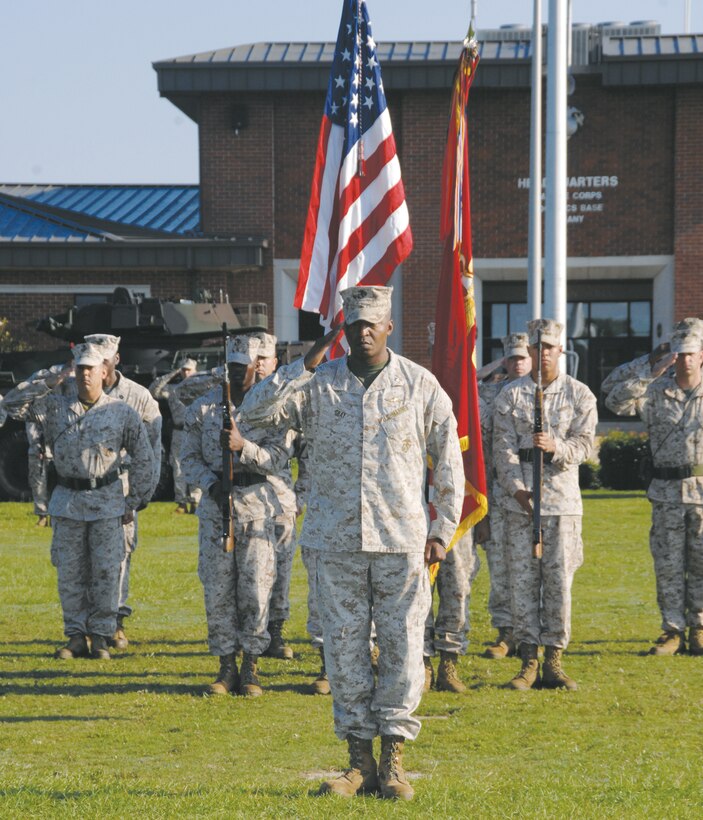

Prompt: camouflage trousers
[
  {"left": 301, "top": 546, "right": 323, "bottom": 648},
  {"left": 505, "top": 512, "right": 583, "bottom": 649},
  {"left": 171, "top": 430, "right": 202, "bottom": 506},
  {"left": 197, "top": 498, "right": 276, "bottom": 656},
  {"left": 117, "top": 515, "right": 137, "bottom": 619},
  {"left": 51, "top": 515, "right": 127, "bottom": 638},
  {"left": 268, "top": 511, "right": 297, "bottom": 623},
  {"left": 481, "top": 505, "right": 513, "bottom": 630},
  {"left": 316, "top": 550, "right": 430, "bottom": 741},
  {"left": 28, "top": 450, "right": 50, "bottom": 516},
  {"left": 424, "top": 530, "right": 480, "bottom": 656},
  {"left": 650, "top": 502, "right": 703, "bottom": 630}
]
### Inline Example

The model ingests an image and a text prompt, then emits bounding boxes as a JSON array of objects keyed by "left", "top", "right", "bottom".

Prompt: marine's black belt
[
  {"left": 56, "top": 470, "right": 120, "bottom": 491},
  {"left": 652, "top": 464, "right": 703, "bottom": 480},
  {"left": 213, "top": 470, "right": 266, "bottom": 487},
  {"left": 518, "top": 448, "right": 553, "bottom": 465},
  {"left": 172, "top": 423, "right": 185, "bottom": 431}
]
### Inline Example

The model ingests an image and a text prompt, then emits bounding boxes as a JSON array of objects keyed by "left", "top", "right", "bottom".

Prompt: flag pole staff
[
  {"left": 544, "top": 0, "right": 568, "bottom": 354},
  {"left": 528, "top": 0, "right": 543, "bottom": 320}
]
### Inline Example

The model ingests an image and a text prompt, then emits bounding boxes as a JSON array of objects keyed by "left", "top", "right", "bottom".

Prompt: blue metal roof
[
  {"left": 0, "top": 199, "right": 103, "bottom": 242},
  {"left": 0, "top": 185, "right": 200, "bottom": 238}
]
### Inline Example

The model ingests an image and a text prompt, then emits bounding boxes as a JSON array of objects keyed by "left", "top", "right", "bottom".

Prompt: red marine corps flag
[
  {"left": 431, "top": 32, "right": 487, "bottom": 565},
  {"left": 294, "top": 0, "right": 412, "bottom": 355}
]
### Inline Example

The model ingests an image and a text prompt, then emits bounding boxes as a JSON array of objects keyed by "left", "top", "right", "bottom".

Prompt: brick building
[{"left": 1, "top": 22, "right": 702, "bottom": 408}]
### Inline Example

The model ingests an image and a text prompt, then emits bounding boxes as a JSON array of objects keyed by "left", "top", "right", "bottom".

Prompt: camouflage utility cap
[
  {"left": 670, "top": 328, "right": 703, "bottom": 354},
  {"left": 179, "top": 358, "right": 198, "bottom": 371},
  {"left": 72, "top": 343, "right": 105, "bottom": 367},
  {"left": 502, "top": 332, "right": 530, "bottom": 358},
  {"left": 84, "top": 334, "right": 121, "bottom": 358},
  {"left": 341, "top": 286, "right": 393, "bottom": 325},
  {"left": 226, "top": 334, "right": 260, "bottom": 365},
  {"left": 254, "top": 332, "right": 277, "bottom": 358},
  {"left": 673, "top": 317, "right": 703, "bottom": 336},
  {"left": 528, "top": 319, "right": 563, "bottom": 347}
]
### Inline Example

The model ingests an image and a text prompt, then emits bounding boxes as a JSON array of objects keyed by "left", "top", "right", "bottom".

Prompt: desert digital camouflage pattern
[
  {"left": 317, "top": 551, "right": 430, "bottom": 741},
  {"left": 181, "top": 387, "right": 292, "bottom": 657},
  {"left": 493, "top": 373, "right": 596, "bottom": 650},
  {"left": 493, "top": 373, "right": 597, "bottom": 515},
  {"left": 605, "top": 355, "right": 703, "bottom": 632},
  {"left": 238, "top": 355, "right": 464, "bottom": 553},
  {"left": 424, "top": 530, "right": 480, "bottom": 656}
]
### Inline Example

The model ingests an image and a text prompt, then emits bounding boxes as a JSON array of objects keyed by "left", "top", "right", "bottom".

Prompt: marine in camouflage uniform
[
  {"left": 239, "top": 286, "right": 463, "bottom": 800},
  {"left": 476, "top": 333, "right": 532, "bottom": 660},
  {"left": 605, "top": 320, "right": 703, "bottom": 656},
  {"left": 249, "top": 332, "right": 299, "bottom": 661},
  {"left": 493, "top": 319, "right": 597, "bottom": 690},
  {"left": 83, "top": 334, "right": 162, "bottom": 650},
  {"left": 181, "top": 334, "right": 292, "bottom": 697},
  {"left": 9, "top": 344, "right": 153, "bottom": 659},
  {"left": 149, "top": 358, "right": 202, "bottom": 514}
]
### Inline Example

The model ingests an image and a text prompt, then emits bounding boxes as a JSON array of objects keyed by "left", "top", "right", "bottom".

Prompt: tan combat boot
[
  {"left": 689, "top": 627, "right": 703, "bottom": 656},
  {"left": 311, "top": 647, "right": 331, "bottom": 695},
  {"left": 484, "top": 627, "right": 516, "bottom": 659},
  {"left": 378, "top": 735, "right": 414, "bottom": 800},
  {"left": 208, "top": 653, "right": 239, "bottom": 695},
  {"left": 264, "top": 620, "right": 293, "bottom": 660},
  {"left": 436, "top": 651, "right": 467, "bottom": 693},
  {"left": 318, "top": 735, "right": 378, "bottom": 797},
  {"left": 423, "top": 656, "right": 434, "bottom": 693},
  {"left": 54, "top": 634, "right": 89, "bottom": 660},
  {"left": 542, "top": 646, "right": 578, "bottom": 690},
  {"left": 239, "top": 653, "right": 263, "bottom": 697},
  {"left": 649, "top": 630, "right": 685, "bottom": 656},
  {"left": 36, "top": 515, "right": 49, "bottom": 527},
  {"left": 89, "top": 634, "right": 111, "bottom": 660},
  {"left": 174, "top": 503, "right": 188, "bottom": 514},
  {"left": 111, "top": 614, "right": 128, "bottom": 651},
  {"left": 508, "top": 643, "right": 540, "bottom": 690}
]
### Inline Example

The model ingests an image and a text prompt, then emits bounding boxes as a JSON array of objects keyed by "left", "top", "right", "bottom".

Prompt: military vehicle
[{"left": 0, "top": 287, "right": 272, "bottom": 501}]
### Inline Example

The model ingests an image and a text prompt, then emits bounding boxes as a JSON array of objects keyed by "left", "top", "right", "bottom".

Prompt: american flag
[{"left": 294, "top": 0, "right": 412, "bottom": 342}]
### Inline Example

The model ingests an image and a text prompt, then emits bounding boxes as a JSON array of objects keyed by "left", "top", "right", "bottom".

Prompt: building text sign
[{"left": 516, "top": 175, "right": 619, "bottom": 224}]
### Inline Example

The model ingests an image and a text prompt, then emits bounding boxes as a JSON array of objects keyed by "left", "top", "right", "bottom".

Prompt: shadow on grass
[
  {"left": 0, "top": 670, "right": 204, "bottom": 681},
  {"left": 0, "top": 682, "right": 205, "bottom": 696},
  {"left": 0, "top": 715, "right": 133, "bottom": 723},
  {"left": 583, "top": 492, "right": 647, "bottom": 500},
  {"left": 264, "top": 682, "right": 318, "bottom": 695}
]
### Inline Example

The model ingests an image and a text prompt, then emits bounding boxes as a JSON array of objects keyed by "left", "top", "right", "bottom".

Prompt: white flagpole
[
  {"left": 544, "top": 0, "right": 568, "bottom": 349},
  {"left": 528, "top": 0, "right": 543, "bottom": 320}
]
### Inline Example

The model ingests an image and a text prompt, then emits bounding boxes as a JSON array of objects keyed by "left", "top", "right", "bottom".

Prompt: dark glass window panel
[
  {"left": 491, "top": 304, "right": 508, "bottom": 338},
  {"left": 508, "top": 303, "right": 528, "bottom": 334},
  {"left": 589, "top": 302, "right": 628, "bottom": 337},
  {"left": 630, "top": 301, "right": 651, "bottom": 336},
  {"left": 567, "top": 302, "right": 589, "bottom": 337}
]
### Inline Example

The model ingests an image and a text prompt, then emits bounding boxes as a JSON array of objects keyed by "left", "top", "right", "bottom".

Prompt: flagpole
[
  {"left": 544, "top": 0, "right": 568, "bottom": 349},
  {"left": 527, "top": 0, "right": 543, "bottom": 321}
]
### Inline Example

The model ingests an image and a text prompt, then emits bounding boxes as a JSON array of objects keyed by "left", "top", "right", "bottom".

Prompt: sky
[{"left": 1, "top": 0, "right": 699, "bottom": 184}]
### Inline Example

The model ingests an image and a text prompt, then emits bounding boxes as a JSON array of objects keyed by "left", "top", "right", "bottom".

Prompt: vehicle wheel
[{"left": 0, "top": 428, "right": 32, "bottom": 501}]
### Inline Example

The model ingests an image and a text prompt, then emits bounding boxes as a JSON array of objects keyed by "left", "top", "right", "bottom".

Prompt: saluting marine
[
  {"left": 238, "top": 286, "right": 463, "bottom": 801},
  {"left": 606, "top": 320, "right": 703, "bottom": 656},
  {"left": 476, "top": 332, "right": 532, "bottom": 660}
]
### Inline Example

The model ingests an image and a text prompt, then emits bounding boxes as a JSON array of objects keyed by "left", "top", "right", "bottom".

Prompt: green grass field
[{"left": 1, "top": 493, "right": 701, "bottom": 818}]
